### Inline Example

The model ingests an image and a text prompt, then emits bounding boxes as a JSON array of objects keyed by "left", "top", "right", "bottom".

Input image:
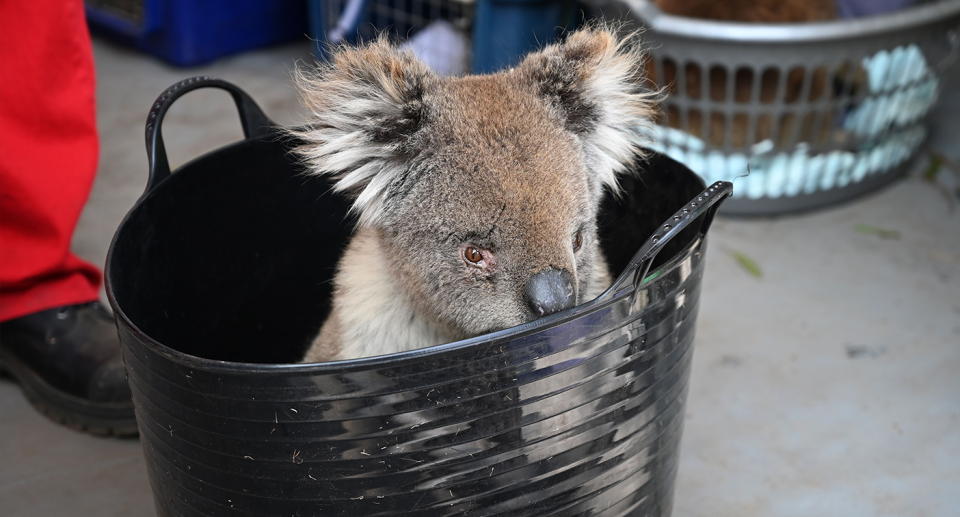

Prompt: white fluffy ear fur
[
  {"left": 289, "top": 38, "right": 435, "bottom": 226},
  {"left": 517, "top": 26, "right": 659, "bottom": 194}
]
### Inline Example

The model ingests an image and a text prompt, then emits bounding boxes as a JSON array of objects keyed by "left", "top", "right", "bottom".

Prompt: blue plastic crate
[{"left": 86, "top": 0, "right": 308, "bottom": 67}]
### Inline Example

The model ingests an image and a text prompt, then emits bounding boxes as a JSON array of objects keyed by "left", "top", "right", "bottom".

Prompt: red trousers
[{"left": 0, "top": 0, "right": 102, "bottom": 321}]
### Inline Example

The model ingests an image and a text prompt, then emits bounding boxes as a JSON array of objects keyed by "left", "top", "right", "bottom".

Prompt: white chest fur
[{"left": 302, "top": 228, "right": 449, "bottom": 362}]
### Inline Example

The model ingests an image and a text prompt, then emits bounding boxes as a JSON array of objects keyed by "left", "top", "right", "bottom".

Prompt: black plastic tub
[{"left": 106, "top": 78, "right": 732, "bottom": 517}]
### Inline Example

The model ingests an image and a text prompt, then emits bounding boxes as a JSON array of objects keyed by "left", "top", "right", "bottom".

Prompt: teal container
[{"left": 472, "top": 0, "right": 576, "bottom": 73}]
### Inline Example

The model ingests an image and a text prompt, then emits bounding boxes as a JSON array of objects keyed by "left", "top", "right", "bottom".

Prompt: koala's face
[
  {"left": 292, "top": 27, "right": 654, "bottom": 340},
  {"left": 379, "top": 78, "right": 608, "bottom": 336}
]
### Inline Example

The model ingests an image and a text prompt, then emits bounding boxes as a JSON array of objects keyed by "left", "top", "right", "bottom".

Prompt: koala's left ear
[
  {"left": 289, "top": 37, "right": 435, "bottom": 226},
  {"left": 517, "top": 26, "right": 657, "bottom": 192}
]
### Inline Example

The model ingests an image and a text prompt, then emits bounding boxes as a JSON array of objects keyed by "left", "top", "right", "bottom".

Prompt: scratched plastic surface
[{"left": 106, "top": 78, "right": 729, "bottom": 517}]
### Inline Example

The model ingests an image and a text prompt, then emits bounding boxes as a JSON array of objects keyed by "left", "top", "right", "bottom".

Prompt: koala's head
[{"left": 292, "top": 27, "right": 655, "bottom": 340}]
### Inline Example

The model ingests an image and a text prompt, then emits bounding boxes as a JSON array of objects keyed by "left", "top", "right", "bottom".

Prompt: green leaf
[
  {"left": 854, "top": 224, "right": 900, "bottom": 240},
  {"left": 641, "top": 269, "right": 663, "bottom": 285},
  {"left": 732, "top": 251, "right": 762, "bottom": 278},
  {"left": 924, "top": 154, "right": 943, "bottom": 181}
]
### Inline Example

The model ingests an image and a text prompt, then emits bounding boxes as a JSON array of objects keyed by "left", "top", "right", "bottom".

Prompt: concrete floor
[{"left": 2, "top": 34, "right": 959, "bottom": 517}]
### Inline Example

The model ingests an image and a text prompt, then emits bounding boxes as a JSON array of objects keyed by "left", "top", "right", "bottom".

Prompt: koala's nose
[{"left": 525, "top": 267, "right": 577, "bottom": 318}]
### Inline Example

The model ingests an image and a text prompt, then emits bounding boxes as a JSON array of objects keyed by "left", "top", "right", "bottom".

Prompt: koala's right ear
[{"left": 290, "top": 38, "right": 434, "bottom": 226}]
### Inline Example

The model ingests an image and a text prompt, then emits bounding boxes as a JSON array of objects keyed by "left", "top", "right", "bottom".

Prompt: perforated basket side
[{"left": 626, "top": 0, "right": 960, "bottom": 214}]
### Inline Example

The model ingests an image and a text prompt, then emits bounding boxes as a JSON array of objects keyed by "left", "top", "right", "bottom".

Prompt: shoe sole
[{"left": 0, "top": 347, "right": 139, "bottom": 437}]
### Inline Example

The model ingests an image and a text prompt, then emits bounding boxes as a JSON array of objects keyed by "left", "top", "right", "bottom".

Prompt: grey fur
[{"left": 291, "top": 27, "right": 656, "bottom": 362}]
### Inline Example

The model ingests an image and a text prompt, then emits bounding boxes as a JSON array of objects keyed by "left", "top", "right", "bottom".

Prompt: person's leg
[
  {"left": 0, "top": 0, "right": 136, "bottom": 436},
  {"left": 0, "top": 0, "right": 101, "bottom": 319}
]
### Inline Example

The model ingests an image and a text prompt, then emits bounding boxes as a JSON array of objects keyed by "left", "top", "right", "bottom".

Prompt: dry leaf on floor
[
  {"left": 854, "top": 224, "right": 900, "bottom": 240},
  {"left": 731, "top": 251, "right": 762, "bottom": 278}
]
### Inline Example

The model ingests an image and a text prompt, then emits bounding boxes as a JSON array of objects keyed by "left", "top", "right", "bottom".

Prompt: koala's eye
[
  {"left": 461, "top": 244, "right": 495, "bottom": 273},
  {"left": 573, "top": 231, "right": 583, "bottom": 252},
  {"left": 464, "top": 246, "right": 483, "bottom": 264}
]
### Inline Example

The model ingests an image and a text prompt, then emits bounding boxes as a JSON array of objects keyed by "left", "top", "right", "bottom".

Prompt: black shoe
[{"left": 0, "top": 302, "right": 137, "bottom": 436}]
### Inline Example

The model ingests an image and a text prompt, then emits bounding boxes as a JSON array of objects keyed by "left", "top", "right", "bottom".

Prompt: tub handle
[
  {"left": 144, "top": 77, "right": 274, "bottom": 193},
  {"left": 599, "top": 180, "right": 733, "bottom": 303}
]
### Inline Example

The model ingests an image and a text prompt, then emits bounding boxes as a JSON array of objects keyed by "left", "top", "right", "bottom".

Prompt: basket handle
[
  {"left": 598, "top": 180, "right": 733, "bottom": 304},
  {"left": 144, "top": 77, "right": 274, "bottom": 193}
]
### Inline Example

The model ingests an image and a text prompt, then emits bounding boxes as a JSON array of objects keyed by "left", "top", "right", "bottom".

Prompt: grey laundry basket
[{"left": 624, "top": 0, "right": 960, "bottom": 214}]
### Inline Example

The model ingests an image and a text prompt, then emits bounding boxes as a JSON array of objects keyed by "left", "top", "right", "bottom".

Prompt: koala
[{"left": 291, "top": 27, "right": 656, "bottom": 362}]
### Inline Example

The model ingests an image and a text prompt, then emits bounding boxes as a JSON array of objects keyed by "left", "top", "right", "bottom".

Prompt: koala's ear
[
  {"left": 517, "top": 27, "right": 657, "bottom": 193},
  {"left": 290, "top": 38, "right": 434, "bottom": 226}
]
